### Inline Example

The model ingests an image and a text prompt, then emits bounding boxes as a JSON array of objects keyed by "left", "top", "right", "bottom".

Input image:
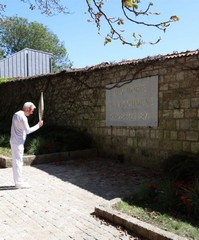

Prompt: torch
[{"left": 38, "top": 92, "right": 44, "bottom": 121}]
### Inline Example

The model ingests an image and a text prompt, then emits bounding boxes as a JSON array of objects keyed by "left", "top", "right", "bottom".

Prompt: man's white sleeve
[{"left": 22, "top": 115, "right": 40, "bottom": 134}]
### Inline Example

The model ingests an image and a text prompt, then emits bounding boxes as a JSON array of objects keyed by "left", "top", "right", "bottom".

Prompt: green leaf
[
  {"left": 123, "top": 0, "right": 135, "bottom": 8},
  {"left": 104, "top": 37, "right": 111, "bottom": 45},
  {"left": 132, "top": 3, "right": 138, "bottom": 9},
  {"left": 136, "top": 40, "right": 141, "bottom": 48}
]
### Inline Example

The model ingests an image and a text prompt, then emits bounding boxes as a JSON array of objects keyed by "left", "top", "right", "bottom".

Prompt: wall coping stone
[{"left": 95, "top": 198, "right": 188, "bottom": 240}]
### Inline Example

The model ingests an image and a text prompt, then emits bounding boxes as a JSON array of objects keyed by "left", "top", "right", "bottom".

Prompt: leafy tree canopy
[
  {"left": 0, "top": 16, "right": 72, "bottom": 72},
  {"left": 0, "top": 0, "right": 179, "bottom": 47}
]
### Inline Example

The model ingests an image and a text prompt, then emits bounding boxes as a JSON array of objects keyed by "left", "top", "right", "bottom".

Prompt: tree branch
[
  {"left": 86, "top": 0, "right": 179, "bottom": 46},
  {"left": 0, "top": 0, "right": 179, "bottom": 47}
]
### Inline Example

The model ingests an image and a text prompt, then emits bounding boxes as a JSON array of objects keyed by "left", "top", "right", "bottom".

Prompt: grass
[
  {"left": 0, "top": 134, "right": 11, "bottom": 156},
  {"left": 114, "top": 199, "right": 199, "bottom": 239},
  {"left": 0, "top": 147, "right": 11, "bottom": 156}
]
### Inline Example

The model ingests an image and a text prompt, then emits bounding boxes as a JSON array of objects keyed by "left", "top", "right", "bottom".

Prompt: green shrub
[
  {"left": 25, "top": 137, "right": 46, "bottom": 155},
  {"left": 0, "top": 78, "right": 11, "bottom": 84},
  {"left": 0, "top": 125, "right": 93, "bottom": 156},
  {"left": 187, "top": 180, "right": 199, "bottom": 216},
  {"left": 130, "top": 153, "right": 199, "bottom": 218},
  {"left": 161, "top": 154, "right": 199, "bottom": 182},
  {"left": 131, "top": 178, "right": 199, "bottom": 219},
  {"left": 0, "top": 134, "right": 10, "bottom": 148},
  {"left": 25, "top": 125, "right": 93, "bottom": 155},
  {"left": 132, "top": 181, "right": 158, "bottom": 203},
  {"left": 157, "top": 180, "right": 178, "bottom": 211},
  {"left": 132, "top": 179, "right": 178, "bottom": 212}
]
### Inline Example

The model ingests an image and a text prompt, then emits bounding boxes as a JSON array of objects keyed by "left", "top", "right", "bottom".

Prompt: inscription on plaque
[{"left": 106, "top": 76, "right": 158, "bottom": 127}]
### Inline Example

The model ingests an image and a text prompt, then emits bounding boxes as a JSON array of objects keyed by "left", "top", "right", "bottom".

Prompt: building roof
[
  {"left": 0, "top": 48, "right": 53, "bottom": 63},
  {"left": 69, "top": 48, "right": 199, "bottom": 72}
]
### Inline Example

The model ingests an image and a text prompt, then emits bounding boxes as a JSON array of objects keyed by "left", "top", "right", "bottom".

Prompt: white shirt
[{"left": 10, "top": 110, "right": 39, "bottom": 145}]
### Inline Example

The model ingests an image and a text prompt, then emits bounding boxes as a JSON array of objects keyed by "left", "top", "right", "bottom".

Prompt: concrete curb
[
  {"left": 95, "top": 198, "right": 188, "bottom": 240},
  {"left": 0, "top": 148, "right": 97, "bottom": 168}
]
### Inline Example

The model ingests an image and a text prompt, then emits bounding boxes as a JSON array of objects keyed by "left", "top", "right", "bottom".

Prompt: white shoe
[{"left": 15, "top": 182, "right": 31, "bottom": 189}]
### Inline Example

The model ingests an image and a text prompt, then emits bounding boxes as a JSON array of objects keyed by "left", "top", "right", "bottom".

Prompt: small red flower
[
  {"left": 181, "top": 195, "right": 192, "bottom": 208},
  {"left": 181, "top": 195, "right": 188, "bottom": 203}
]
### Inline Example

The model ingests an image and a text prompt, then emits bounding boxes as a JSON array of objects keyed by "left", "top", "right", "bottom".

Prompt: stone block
[
  {"left": 186, "top": 131, "right": 198, "bottom": 141},
  {"left": 173, "top": 109, "right": 184, "bottom": 118}
]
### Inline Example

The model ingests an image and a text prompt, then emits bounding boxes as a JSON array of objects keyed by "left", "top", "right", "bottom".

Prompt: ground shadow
[
  {"left": 0, "top": 186, "right": 16, "bottom": 191},
  {"left": 33, "top": 157, "right": 158, "bottom": 201}
]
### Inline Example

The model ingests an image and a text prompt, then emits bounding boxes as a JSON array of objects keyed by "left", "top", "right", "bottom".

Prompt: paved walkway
[{"left": 0, "top": 158, "right": 152, "bottom": 240}]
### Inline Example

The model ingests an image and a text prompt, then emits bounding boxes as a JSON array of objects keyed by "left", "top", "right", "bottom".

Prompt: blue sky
[{"left": 1, "top": 0, "right": 199, "bottom": 68}]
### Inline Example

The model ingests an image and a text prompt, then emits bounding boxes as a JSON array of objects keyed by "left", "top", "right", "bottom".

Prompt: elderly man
[{"left": 10, "top": 102, "right": 43, "bottom": 189}]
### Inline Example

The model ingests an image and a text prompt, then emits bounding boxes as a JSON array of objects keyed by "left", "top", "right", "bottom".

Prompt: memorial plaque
[{"left": 106, "top": 76, "right": 158, "bottom": 127}]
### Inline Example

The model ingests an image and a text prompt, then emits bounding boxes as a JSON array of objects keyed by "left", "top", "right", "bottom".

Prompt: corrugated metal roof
[
  {"left": 0, "top": 48, "right": 53, "bottom": 78},
  {"left": 0, "top": 48, "right": 53, "bottom": 62}
]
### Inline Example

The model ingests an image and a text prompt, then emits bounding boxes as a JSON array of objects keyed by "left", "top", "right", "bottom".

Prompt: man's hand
[{"left": 38, "top": 120, "right": 44, "bottom": 127}]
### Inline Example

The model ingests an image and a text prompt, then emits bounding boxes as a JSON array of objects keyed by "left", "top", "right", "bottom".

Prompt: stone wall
[{"left": 0, "top": 50, "right": 198, "bottom": 168}]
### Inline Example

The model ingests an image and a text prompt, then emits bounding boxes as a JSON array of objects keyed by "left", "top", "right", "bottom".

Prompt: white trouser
[{"left": 10, "top": 143, "right": 24, "bottom": 185}]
